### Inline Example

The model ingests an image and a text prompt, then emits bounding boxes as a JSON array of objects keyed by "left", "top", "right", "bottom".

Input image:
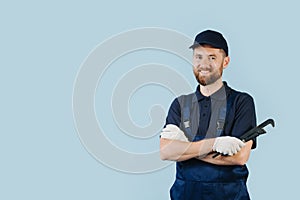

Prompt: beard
[{"left": 194, "top": 63, "right": 223, "bottom": 86}]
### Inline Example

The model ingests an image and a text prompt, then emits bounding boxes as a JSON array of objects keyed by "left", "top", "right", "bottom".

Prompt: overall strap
[
  {"left": 216, "top": 106, "right": 227, "bottom": 137},
  {"left": 182, "top": 94, "right": 193, "bottom": 136},
  {"left": 217, "top": 90, "right": 238, "bottom": 136},
  {"left": 178, "top": 93, "right": 200, "bottom": 141}
]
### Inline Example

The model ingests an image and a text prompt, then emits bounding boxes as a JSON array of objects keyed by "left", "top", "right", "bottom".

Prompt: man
[{"left": 160, "top": 30, "right": 256, "bottom": 200}]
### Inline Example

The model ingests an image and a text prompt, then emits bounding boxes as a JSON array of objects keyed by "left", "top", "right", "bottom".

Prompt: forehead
[{"left": 193, "top": 45, "right": 222, "bottom": 56}]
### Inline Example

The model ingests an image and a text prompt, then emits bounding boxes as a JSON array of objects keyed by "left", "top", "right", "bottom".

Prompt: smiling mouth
[{"left": 199, "top": 70, "right": 210, "bottom": 75}]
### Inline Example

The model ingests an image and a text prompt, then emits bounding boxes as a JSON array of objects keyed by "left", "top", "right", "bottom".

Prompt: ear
[{"left": 222, "top": 56, "right": 230, "bottom": 69}]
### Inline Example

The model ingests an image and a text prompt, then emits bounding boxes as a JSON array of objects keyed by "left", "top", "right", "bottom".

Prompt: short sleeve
[
  {"left": 230, "top": 93, "right": 257, "bottom": 149},
  {"left": 165, "top": 98, "right": 182, "bottom": 127}
]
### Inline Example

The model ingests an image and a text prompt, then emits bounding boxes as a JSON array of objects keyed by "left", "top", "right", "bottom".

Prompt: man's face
[{"left": 192, "top": 45, "right": 229, "bottom": 86}]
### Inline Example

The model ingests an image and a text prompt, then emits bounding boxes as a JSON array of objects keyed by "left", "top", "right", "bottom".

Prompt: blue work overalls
[{"left": 166, "top": 83, "right": 256, "bottom": 200}]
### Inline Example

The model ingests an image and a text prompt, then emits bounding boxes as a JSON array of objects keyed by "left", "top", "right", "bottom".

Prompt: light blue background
[{"left": 1, "top": 0, "right": 299, "bottom": 199}]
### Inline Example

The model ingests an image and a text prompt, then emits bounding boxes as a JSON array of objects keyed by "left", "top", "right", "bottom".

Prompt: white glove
[
  {"left": 160, "top": 124, "right": 189, "bottom": 142},
  {"left": 213, "top": 136, "right": 245, "bottom": 156}
]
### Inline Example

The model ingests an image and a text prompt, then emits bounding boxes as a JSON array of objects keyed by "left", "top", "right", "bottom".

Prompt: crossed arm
[
  {"left": 161, "top": 93, "right": 256, "bottom": 166},
  {"left": 160, "top": 138, "right": 252, "bottom": 166}
]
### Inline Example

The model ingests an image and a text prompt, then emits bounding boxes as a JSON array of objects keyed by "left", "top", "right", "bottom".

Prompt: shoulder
[
  {"left": 233, "top": 90, "right": 254, "bottom": 101},
  {"left": 226, "top": 85, "right": 255, "bottom": 107}
]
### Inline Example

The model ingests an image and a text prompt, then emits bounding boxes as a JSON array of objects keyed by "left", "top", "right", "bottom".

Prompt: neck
[{"left": 200, "top": 78, "right": 224, "bottom": 97}]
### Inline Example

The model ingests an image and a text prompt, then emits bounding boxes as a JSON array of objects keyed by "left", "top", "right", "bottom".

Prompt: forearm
[
  {"left": 160, "top": 138, "right": 215, "bottom": 161},
  {"left": 198, "top": 140, "right": 253, "bottom": 166}
]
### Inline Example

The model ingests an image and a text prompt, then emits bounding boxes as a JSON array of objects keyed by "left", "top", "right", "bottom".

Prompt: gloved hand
[
  {"left": 160, "top": 124, "right": 189, "bottom": 142},
  {"left": 213, "top": 136, "right": 245, "bottom": 156}
]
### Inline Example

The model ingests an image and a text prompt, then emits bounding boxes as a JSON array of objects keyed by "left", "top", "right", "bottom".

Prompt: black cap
[{"left": 189, "top": 30, "right": 229, "bottom": 56}]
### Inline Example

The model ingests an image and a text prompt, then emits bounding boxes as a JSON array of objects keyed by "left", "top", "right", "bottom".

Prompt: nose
[{"left": 194, "top": 60, "right": 210, "bottom": 69}]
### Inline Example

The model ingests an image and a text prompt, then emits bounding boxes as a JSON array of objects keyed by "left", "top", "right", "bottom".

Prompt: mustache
[
  {"left": 197, "top": 67, "right": 212, "bottom": 72},
  {"left": 194, "top": 65, "right": 212, "bottom": 71}
]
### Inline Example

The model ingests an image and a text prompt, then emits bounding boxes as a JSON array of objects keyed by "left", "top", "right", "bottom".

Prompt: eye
[
  {"left": 194, "top": 55, "right": 202, "bottom": 60},
  {"left": 209, "top": 56, "right": 216, "bottom": 61}
]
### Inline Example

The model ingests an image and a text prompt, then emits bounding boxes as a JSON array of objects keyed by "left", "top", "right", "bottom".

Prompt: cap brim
[
  {"left": 189, "top": 41, "right": 222, "bottom": 50},
  {"left": 189, "top": 43, "right": 200, "bottom": 49}
]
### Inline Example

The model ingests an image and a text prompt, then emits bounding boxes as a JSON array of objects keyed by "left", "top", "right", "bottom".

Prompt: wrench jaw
[
  {"left": 270, "top": 119, "right": 275, "bottom": 127},
  {"left": 260, "top": 119, "right": 275, "bottom": 128}
]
